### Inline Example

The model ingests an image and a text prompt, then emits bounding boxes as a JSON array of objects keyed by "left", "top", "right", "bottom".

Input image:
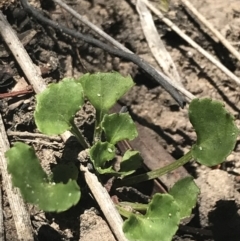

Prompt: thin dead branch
[
  {"left": 136, "top": 0, "right": 182, "bottom": 85},
  {"left": 7, "top": 131, "right": 62, "bottom": 142},
  {"left": 0, "top": 86, "right": 33, "bottom": 99},
  {"left": 141, "top": 0, "right": 240, "bottom": 86},
  {"left": 0, "top": 13, "right": 45, "bottom": 94},
  {"left": 80, "top": 165, "right": 127, "bottom": 241},
  {"left": 181, "top": 0, "right": 240, "bottom": 63},
  {"left": 0, "top": 11, "right": 34, "bottom": 241},
  {"left": 0, "top": 113, "right": 34, "bottom": 240},
  {"left": 53, "top": 0, "right": 131, "bottom": 53}
]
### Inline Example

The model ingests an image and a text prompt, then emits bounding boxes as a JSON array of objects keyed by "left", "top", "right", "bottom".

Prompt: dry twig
[
  {"left": 0, "top": 11, "right": 34, "bottom": 241},
  {"left": 0, "top": 15, "right": 45, "bottom": 93},
  {"left": 136, "top": 0, "right": 182, "bottom": 85},
  {"left": 181, "top": 0, "right": 240, "bottom": 63},
  {"left": 52, "top": 0, "right": 131, "bottom": 53},
  {"left": 0, "top": 86, "right": 33, "bottom": 99},
  {"left": 7, "top": 131, "right": 62, "bottom": 142},
  {"left": 0, "top": 112, "right": 33, "bottom": 240},
  {"left": 80, "top": 165, "right": 127, "bottom": 241},
  {"left": 141, "top": 0, "right": 240, "bottom": 86}
]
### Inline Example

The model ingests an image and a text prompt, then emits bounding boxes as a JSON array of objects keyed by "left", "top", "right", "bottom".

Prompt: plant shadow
[{"left": 208, "top": 200, "right": 240, "bottom": 241}]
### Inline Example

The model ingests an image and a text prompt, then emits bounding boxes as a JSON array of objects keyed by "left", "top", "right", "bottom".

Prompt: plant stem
[
  {"left": 93, "top": 122, "right": 102, "bottom": 143},
  {"left": 120, "top": 150, "right": 193, "bottom": 186},
  {"left": 93, "top": 111, "right": 103, "bottom": 143},
  {"left": 119, "top": 202, "right": 148, "bottom": 212},
  {"left": 116, "top": 204, "right": 135, "bottom": 219},
  {"left": 70, "top": 121, "right": 89, "bottom": 149}
]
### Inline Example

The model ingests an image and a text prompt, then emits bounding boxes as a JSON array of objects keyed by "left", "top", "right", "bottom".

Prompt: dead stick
[
  {"left": 7, "top": 131, "right": 62, "bottom": 141},
  {"left": 0, "top": 113, "right": 34, "bottom": 240},
  {"left": 0, "top": 86, "right": 33, "bottom": 99},
  {"left": 141, "top": 0, "right": 240, "bottom": 86},
  {"left": 0, "top": 14, "right": 45, "bottom": 93},
  {"left": 181, "top": 0, "right": 240, "bottom": 63},
  {"left": 0, "top": 12, "right": 34, "bottom": 241},
  {"left": 136, "top": 0, "right": 182, "bottom": 84},
  {"left": 80, "top": 165, "right": 127, "bottom": 241}
]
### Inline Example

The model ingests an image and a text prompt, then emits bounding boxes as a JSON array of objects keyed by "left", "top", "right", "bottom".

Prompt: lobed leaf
[
  {"left": 123, "top": 194, "right": 180, "bottom": 241},
  {"left": 101, "top": 113, "right": 138, "bottom": 144},
  {"left": 169, "top": 177, "right": 199, "bottom": 219},
  {"left": 189, "top": 98, "right": 239, "bottom": 166},
  {"left": 34, "top": 78, "right": 84, "bottom": 135},
  {"left": 5, "top": 142, "right": 80, "bottom": 212}
]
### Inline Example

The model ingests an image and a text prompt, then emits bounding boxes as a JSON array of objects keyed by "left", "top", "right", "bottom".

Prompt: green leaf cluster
[
  {"left": 5, "top": 72, "right": 141, "bottom": 211},
  {"left": 123, "top": 177, "right": 199, "bottom": 241},
  {"left": 4, "top": 71, "right": 239, "bottom": 241},
  {"left": 89, "top": 113, "right": 141, "bottom": 175}
]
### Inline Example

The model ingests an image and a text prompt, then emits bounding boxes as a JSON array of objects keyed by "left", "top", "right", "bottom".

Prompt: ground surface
[{"left": 1, "top": 0, "right": 240, "bottom": 240}]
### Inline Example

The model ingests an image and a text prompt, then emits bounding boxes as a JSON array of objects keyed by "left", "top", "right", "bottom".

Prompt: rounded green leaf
[
  {"left": 36, "top": 181, "right": 80, "bottom": 212},
  {"left": 5, "top": 142, "right": 81, "bottom": 212},
  {"left": 34, "top": 78, "right": 84, "bottom": 135},
  {"left": 123, "top": 194, "right": 180, "bottom": 241},
  {"left": 79, "top": 72, "right": 134, "bottom": 113},
  {"left": 89, "top": 141, "right": 115, "bottom": 169},
  {"left": 169, "top": 177, "right": 199, "bottom": 219},
  {"left": 102, "top": 113, "right": 138, "bottom": 144},
  {"left": 189, "top": 98, "right": 239, "bottom": 166}
]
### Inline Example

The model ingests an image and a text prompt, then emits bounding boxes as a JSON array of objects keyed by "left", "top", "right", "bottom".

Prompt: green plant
[{"left": 5, "top": 72, "right": 239, "bottom": 240}]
